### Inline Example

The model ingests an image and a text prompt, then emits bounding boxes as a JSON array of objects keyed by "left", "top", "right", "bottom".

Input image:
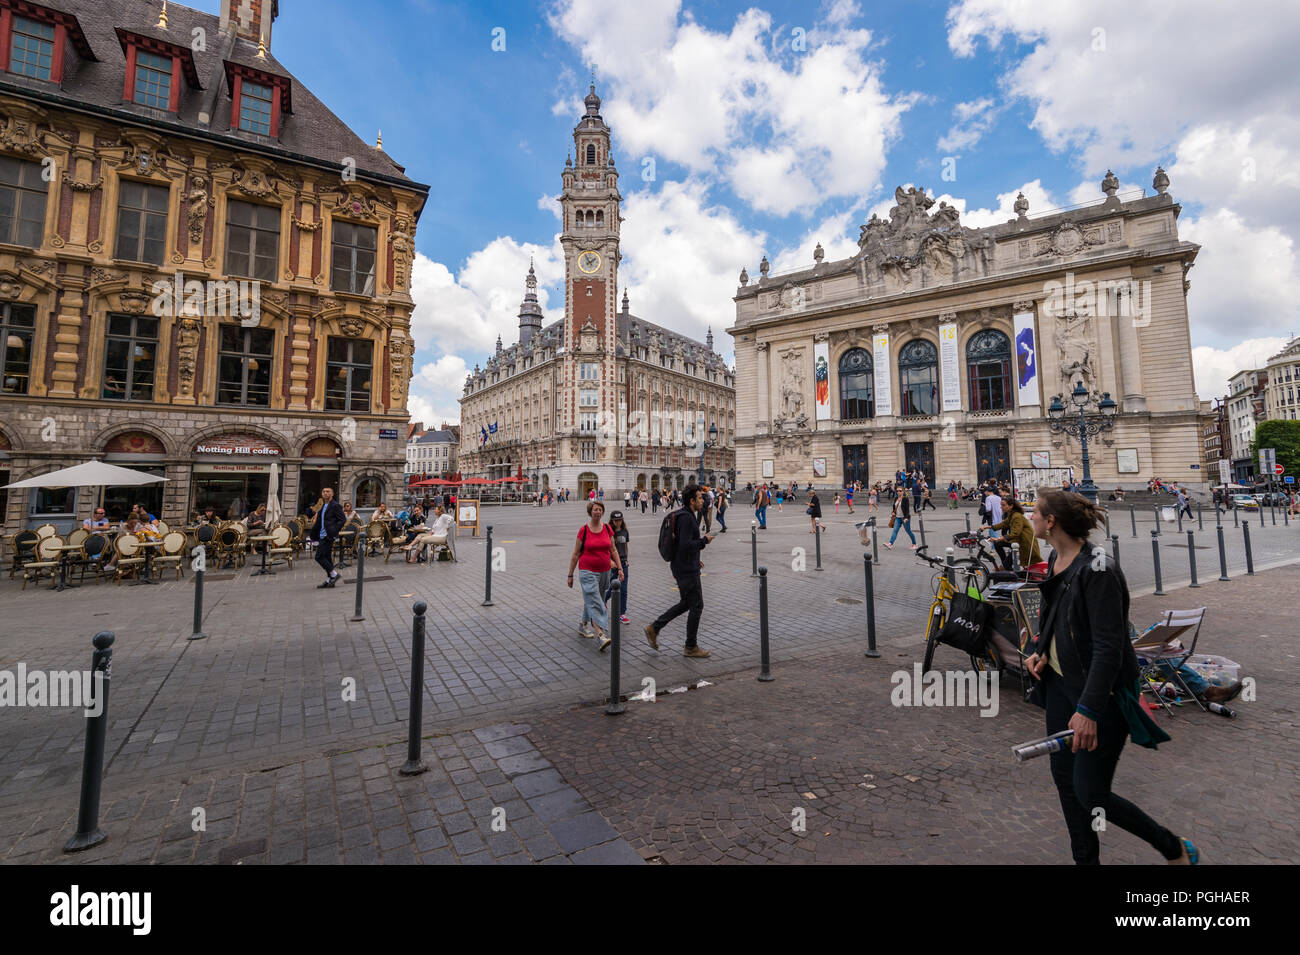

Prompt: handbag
[
  {"left": 888, "top": 515, "right": 896, "bottom": 528},
  {"left": 937, "top": 593, "right": 992, "bottom": 654},
  {"left": 806, "top": 506, "right": 813, "bottom": 515}
]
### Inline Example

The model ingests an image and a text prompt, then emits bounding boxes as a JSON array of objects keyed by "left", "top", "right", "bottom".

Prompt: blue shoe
[{"left": 1172, "top": 837, "right": 1199, "bottom": 865}]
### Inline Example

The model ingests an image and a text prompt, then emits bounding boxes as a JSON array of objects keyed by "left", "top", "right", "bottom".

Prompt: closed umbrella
[{"left": 265, "top": 460, "right": 282, "bottom": 525}]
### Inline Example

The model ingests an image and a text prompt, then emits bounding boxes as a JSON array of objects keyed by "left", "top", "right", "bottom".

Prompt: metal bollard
[
  {"left": 965, "top": 511, "right": 972, "bottom": 534},
  {"left": 870, "top": 516, "right": 880, "bottom": 565},
  {"left": 1198, "top": 502, "right": 1203, "bottom": 530},
  {"left": 814, "top": 522, "right": 823, "bottom": 571},
  {"left": 1233, "top": 504, "right": 1239, "bottom": 527},
  {"left": 944, "top": 547, "right": 956, "bottom": 590},
  {"left": 1271, "top": 499, "right": 1277, "bottom": 526},
  {"left": 1110, "top": 534, "right": 1120, "bottom": 574},
  {"left": 400, "top": 602, "right": 429, "bottom": 775},
  {"left": 607, "top": 581, "right": 626, "bottom": 712},
  {"left": 1104, "top": 507, "right": 1111, "bottom": 540},
  {"left": 1215, "top": 503, "right": 1222, "bottom": 527},
  {"left": 481, "top": 524, "right": 494, "bottom": 607},
  {"left": 1186, "top": 530, "right": 1199, "bottom": 588},
  {"left": 1011, "top": 542, "right": 1023, "bottom": 574},
  {"left": 351, "top": 530, "right": 367, "bottom": 622},
  {"left": 1153, "top": 505, "right": 1161, "bottom": 535},
  {"left": 750, "top": 521, "right": 758, "bottom": 578},
  {"left": 1243, "top": 523, "right": 1255, "bottom": 575},
  {"left": 758, "top": 567, "right": 774, "bottom": 680},
  {"left": 1151, "top": 531, "right": 1165, "bottom": 596},
  {"left": 1130, "top": 503, "right": 1137, "bottom": 537},
  {"left": 1216, "top": 524, "right": 1229, "bottom": 581},
  {"left": 64, "top": 632, "right": 114, "bottom": 852},
  {"left": 189, "top": 545, "right": 207, "bottom": 641},
  {"left": 1177, "top": 506, "right": 1184, "bottom": 533},
  {"left": 1259, "top": 503, "right": 1265, "bottom": 528},
  {"left": 863, "top": 554, "right": 880, "bottom": 658},
  {"left": 918, "top": 513, "right": 927, "bottom": 549}
]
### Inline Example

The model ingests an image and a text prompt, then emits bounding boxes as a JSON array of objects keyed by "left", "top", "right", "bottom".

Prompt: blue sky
[{"left": 191, "top": 0, "right": 1300, "bottom": 425}]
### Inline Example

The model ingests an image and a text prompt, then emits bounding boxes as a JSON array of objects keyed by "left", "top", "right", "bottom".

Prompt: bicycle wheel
[
  {"left": 952, "top": 558, "right": 989, "bottom": 594},
  {"left": 922, "top": 605, "right": 944, "bottom": 674}
]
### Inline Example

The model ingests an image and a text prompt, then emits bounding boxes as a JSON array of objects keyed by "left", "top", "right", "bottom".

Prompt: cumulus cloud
[
  {"left": 1192, "top": 338, "right": 1291, "bottom": 402},
  {"left": 937, "top": 97, "right": 999, "bottom": 153}
]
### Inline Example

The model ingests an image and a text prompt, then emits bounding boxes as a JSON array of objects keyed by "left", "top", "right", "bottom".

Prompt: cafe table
[
  {"left": 249, "top": 534, "right": 276, "bottom": 577},
  {"left": 132, "top": 539, "right": 164, "bottom": 585},
  {"left": 52, "top": 542, "right": 84, "bottom": 592}
]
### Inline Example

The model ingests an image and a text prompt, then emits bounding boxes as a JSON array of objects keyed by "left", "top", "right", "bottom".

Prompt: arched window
[
  {"left": 898, "top": 339, "right": 938, "bottom": 416},
  {"left": 967, "top": 329, "right": 1013, "bottom": 412},
  {"left": 585, "top": 143, "right": 596, "bottom": 165},
  {"left": 354, "top": 476, "right": 383, "bottom": 508},
  {"left": 596, "top": 210, "right": 604, "bottom": 228},
  {"left": 838, "top": 348, "right": 874, "bottom": 419}
]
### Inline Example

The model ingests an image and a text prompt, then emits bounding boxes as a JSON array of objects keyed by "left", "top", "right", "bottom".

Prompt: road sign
[
  {"left": 1276, "top": 464, "right": 1285, "bottom": 476},
  {"left": 1286, "top": 476, "right": 1296, "bottom": 485},
  {"left": 1189, "top": 464, "right": 1201, "bottom": 469}
]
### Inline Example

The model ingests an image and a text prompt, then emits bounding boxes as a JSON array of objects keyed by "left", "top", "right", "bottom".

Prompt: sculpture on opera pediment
[{"left": 854, "top": 185, "right": 993, "bottom": 292}]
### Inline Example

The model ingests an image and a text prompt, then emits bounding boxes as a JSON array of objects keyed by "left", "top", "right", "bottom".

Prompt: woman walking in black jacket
[{"left": 1023, "top": 490, "right": 1197, "bottom": 865}]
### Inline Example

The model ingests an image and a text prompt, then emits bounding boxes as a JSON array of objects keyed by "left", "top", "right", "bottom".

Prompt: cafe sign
[{"left": 193, "top": 435, "right": 282, "bottom": 456}]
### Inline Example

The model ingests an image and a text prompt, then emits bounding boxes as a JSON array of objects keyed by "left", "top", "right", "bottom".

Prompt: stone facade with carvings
[
  {"left": 0, "top": 0, "right": 428, "bottom": 531},
  {"left": 459, "top": 87, "right": 735, "bottom": 497},
  {"left": 729, "top": 170, "right": 1208, "bottom": 493}
]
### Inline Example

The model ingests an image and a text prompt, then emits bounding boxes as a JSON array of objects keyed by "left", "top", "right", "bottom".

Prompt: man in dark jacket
[
  {"left": 645, "top": 484, "right": 714, "bottom": 658},
  {"left": 311, "top": 487, "right": 346, "bottom": 588}
]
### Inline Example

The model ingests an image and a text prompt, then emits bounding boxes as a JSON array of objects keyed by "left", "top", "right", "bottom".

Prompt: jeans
[
  {"left": 716, "top": 508, "right": 727, "bottom": 531},
  {"left": 605, "top": 563, "right": 628, "bottom": 615},
  {"left": 578, "top": 569, "right": 609, "bottom": 632},
  {"left": 1045, "top": 676, "right": 1182, "bottom": 864},
  {"left": 889, "top": 518, "right": 916, "bottom": 545},
  {"left": 315, "top": 536, "right": 337, "bottom": 577},
  {"left": 755, "top": 505, "right": 767, "bottom": 528},
  {"left": 652, "top": 573, "right": 703, "bottom": 648}
]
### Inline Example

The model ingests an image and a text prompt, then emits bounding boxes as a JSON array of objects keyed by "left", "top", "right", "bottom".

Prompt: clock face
[{"left": 577, "top": 251, "right": 602, "bottom": 274}]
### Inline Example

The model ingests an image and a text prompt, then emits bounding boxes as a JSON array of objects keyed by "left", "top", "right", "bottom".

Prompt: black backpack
[{"left": 657, "top": 509, "right": 680, "bottom": 561}]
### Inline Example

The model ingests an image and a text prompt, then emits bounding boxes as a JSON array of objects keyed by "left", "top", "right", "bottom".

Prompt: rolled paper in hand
[{"left": 1012, "top": 730, "right": 1076, "bottom": 762}]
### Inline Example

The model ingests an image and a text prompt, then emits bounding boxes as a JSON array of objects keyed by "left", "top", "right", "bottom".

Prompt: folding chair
[{"left": 1132, "top": 608, "right": 1207, "bottom": 713}]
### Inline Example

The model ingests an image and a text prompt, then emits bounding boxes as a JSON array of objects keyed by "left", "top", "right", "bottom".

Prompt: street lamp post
[
  {"left": 697, "top": 422, "right": 718, "bottom": 486},
  {"left": 1047, "top": 380, "right": 1118, "bottom": 504}
]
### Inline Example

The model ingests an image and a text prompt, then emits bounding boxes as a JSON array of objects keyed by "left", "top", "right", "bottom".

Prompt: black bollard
[
  {"left": 481, "top": 524, "right": 494, "bottom": 607},
  {"left": 750, "top": 521, "right": 758, "bottom": 578},
  {"left": 1110, "top": 534, "right": 1120, "bottom": 574},
  {"left": 1243, "top": 523, "right": 1255, "bottom": 575},
  {"left": 814, "top": 522, "right": 823, "bottom": 572},
  {"left": 1103, "top": 507, "right": 1111, "bottom": 540},
  {"left": 64, "top": 632, "right": 114, "bottom": 852},
  {"left": 351, "top": 530, "right": 367, "bottom": 622},
  {"left": 1271, "top": 498, "right": 1277, "bottom": 526},
  {"left": 918, "top": 513, "right": 927, "bottom": 549},
  {"left": 863, "top": 555, "right": 880, "bottom": 658},
  {"left": 1216, "top": 524, "right": 1229, "bottom": 581},
  {"left": 1151, "top": 530, "right": 1165, "bottom": 596},
  {"left": 1153, "top": 505, "right": 1161, "bottom": 535},
  {"left": 606, "top": 581, "right": 626, "bottom": 712},
  {"left": 944, "top": 547, "right": 956, "bottom": 590},
  {"left": 1215, "top": 503, "right": 1222, "bottom": 527},
  {"left": 1187, "top": 530, "right": 1200, "bottom": 588},
  {"left": 1233, "top": 503, "right": 1239, "bottom": 527},
  {"left": 189, "top": 545, "right": 207, "bottom": 641},
  {"left": 1176, "top": 505, "right": 1183, "bottom": 533},
  {"left": 1198, "top": 501, "right": 1203, "bottom": 530},
  {"left": 1259, "top": 502, "right": 1265, "bottom": 529},
  {"left": 965, "top": 511, "right": 972, "bottom": 534},
  {"left": 870, "top": 516, "right": 880, "bottom": 565},
  {"left": 758, "top": 567, "right": 774, "bottom": 680},
  {"left": 1130, "top": 503, "right": 1137, "bottom": 538},
  {"left": 400, "top": 602, "right": 429, "bottom": 775}
]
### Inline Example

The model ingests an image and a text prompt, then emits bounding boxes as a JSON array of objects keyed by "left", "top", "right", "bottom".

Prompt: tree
[{"left": 1251, "top": 420, "right": 1300, "bottom": 479}]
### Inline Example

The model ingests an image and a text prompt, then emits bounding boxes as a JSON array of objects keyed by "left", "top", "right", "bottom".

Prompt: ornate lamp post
[
  {"left": 697, "top": 422, "right": 718, "bottom": 486},
  {"left": 1048, "top": 381, "right": 1118, "bottom": 503}
]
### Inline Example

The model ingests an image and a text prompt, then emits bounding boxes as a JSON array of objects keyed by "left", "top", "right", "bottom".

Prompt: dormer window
[
  {"left": 238, "top": 80, "right": 274, "bottom": 134},
  {"left": 1, "top": 4, "right": 92, "bottom": 83},
  {"left": 225, "top": 62, "right": 292, "bottom": 138},
  {"left": 133, "top": 50, "right": 171, "bottom": 108},
  {"left": 117, "top": 30, "right": 198, "bottom": 113},
  {"left": 10, "top": 16, "right": 54, "bottom": 79}
]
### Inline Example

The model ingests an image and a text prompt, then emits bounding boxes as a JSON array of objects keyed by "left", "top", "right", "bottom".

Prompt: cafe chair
[
  {"left": 21, "top": 535, "right": 64, "bottom": 590},
  {"left": 73, "top": 533, "right": 110, "bottom": 584},
  {"left": 111, "top": 534, "right": 147, "bottom": 584},
  {"left": 266, "top": 524, "right": 296, "bottom": 570},
  {"left": 364, "top": 521, "right": 389, "bottom": 557},
  {"left": 336, "top": 528, "right": 356, "bottom": 569},
  {"left": 8, "top": 530, "right": 39, "bottom": 579},
  {"left": 152, "top": 531, "right": 188, "bottom": 581},
  {"left": 156, "top": 520, "right": 170, "bottom": 535},
  {"left": 67, "top": 526, "right": 90, "bottom": 549},
  {"left": 33, "top": 523, "right": 57, "bottom": 540},
  {"left": 216, "top": 527, "right": 244, "bottom": 569}
]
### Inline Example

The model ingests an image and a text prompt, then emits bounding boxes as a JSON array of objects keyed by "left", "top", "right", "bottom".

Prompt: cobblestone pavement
[{"left": 0, "top": 501, "right": 1295, "bottom": 863}]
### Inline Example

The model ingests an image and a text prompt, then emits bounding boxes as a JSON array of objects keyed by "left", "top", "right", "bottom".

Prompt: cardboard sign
[{"left": 456, "top": 499, "right": 480, "bottom": 536}]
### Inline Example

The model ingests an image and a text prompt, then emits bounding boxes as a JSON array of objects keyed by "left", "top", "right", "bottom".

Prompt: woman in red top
[{"left": 566, "top": 500, "right": 624, "bottom": 651}]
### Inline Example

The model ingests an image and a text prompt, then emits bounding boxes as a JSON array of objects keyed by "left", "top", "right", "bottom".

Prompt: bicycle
[{"left": 915, "top": 547, "right": 999, "bottom": 675}]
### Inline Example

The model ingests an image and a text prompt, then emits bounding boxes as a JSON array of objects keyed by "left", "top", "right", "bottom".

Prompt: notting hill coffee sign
[{"left": 193, "top": 435, "right": 282, "bottom": 456}]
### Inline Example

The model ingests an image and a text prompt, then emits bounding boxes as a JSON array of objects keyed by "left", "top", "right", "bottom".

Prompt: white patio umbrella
[
  {"left": 2, "top": 458, "right": 168, "bottom": 489},
  {"left": 265, "top": 460, "right": 282, "bottom": 524}
]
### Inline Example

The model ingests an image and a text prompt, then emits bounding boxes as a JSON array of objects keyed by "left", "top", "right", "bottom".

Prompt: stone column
[
  {"left": 755, "top": 341, "right": 770, "bottom": 429},
  {"left": 287, "top": 301, "right": 312, "bottom": 410},
  {"left": 48, "top": 264, "right": 86, "bottom": 397}
]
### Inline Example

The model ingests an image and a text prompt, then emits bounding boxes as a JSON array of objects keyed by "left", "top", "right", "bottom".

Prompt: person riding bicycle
[{"left": 988, "top": 498, "right": 1040, "bottom": 570}]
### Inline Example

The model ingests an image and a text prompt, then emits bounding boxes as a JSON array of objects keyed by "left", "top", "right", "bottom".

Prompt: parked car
[{"left": 1231, "top": 494, "right": 1260, "bottom": 510}]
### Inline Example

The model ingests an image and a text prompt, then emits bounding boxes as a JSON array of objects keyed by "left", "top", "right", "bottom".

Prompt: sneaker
[
  {"left": 317, "top": 579, "right": 335, "bottom": 589},
  {"left": 644, "top": 624, "right": 659, "bottom": 650},
  {"left": 1170, "top": 837, "right": 1199, "bottom": 865},
  {"left": 910, "top": 544, "right": 919, "bottom": 550},
  {"left": 884, "top": 542, "right": 894, "bottom": 549},
  {"left": 578, "top": 623, "right": 594, "bottom": 638},
  {"left": 620, "top": 615, "right": 630, "bottom": 624},
  {"left": 683, "top": 646, "right": 711, "bottom": 658},
  {"left": 598, "top": 634, "right": 611, "bottom": 652}
]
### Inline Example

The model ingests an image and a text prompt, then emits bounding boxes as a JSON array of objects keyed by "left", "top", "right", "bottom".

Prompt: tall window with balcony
[
  {"left": 225, "top": 200, "right": 280, "bottom": 281},
  {"left": 1, "top": 303, "right": 35, "bottom": 394},
  {"left": 102, "top": 315, "right": 158, "bottom": 402},
  {"left": 114, "top": 181, "right": 168, "bottom": 264},
  {"left": 217, "top": 325, "right": 274, "bottom": 406},
  {"left": 838, "top": 348, "right": 874, "bottom": 419},
  {"left": 898, "top": 339, "right": 938, "bottom": 417},
  {"left": 325, "top": 338, "right": 372, "bottom": 412},
  {"left": 967, "top": 329, "right": 1013, "bottom": 412},
  {"left": 331, "top": 221, "right": 376, "bottom": 295},
  {"left": 0, "top": 156, "right": 48, "bottom": 247}
]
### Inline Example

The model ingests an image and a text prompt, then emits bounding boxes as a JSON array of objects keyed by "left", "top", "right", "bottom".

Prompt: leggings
[{"left": 1045, "top": 677, "right": 1182, "bottom": 864}]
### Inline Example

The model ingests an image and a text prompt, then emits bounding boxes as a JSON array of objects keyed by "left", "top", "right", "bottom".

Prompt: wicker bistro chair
[
  {"left": 336, "top": 527, "right": 357, "bottom": 569},
  {"left": 33, "top": 523, "right": 57, "bottom": 540},
  {"left": 111, "top": 534, "right": 148, "bottom": 584},
  {"left": 67, "top": 526, "right": 90, "bottom": 548},
  {"left": 21, "top": 535, "right": 64, "bottom": 590},
  {"left": 8, "top": 530, "right": 39, "bottom": 579},
  {"left": 265, "top": 524, "right": 296, "bottom": 570},
  {"left": 156, "top": 520, "right": 170, "bottom": 535},
  {"left": 72, "top": 533, "right": 110, "bottom": 584},
  {"left": 216, "top": 527, "right": 244, "bottom": 569},
  {"left": 364, "top": 522, "right": 389, "bottom": 557},
  {"left": 151, "top": 531, "right": 188, "bottom": 581}
]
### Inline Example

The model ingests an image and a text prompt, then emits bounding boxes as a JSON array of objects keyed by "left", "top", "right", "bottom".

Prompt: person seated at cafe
[
  {"left": 244, "top": 504, "right": 268, "bottom": 532},
  {"left": 341, "top": 502, "right": 364, "bottom": 528},
  {"left": 83, "top": 507, "right": 111, "bottom": 530},
  {"left": 402, "top": 506, "right": 455, "bottom": 562},
  {"left": 372, "top": 503, "right": 394, "bottom": 523},
  {"left": 199, "top": 506, "right": 221, "bottom": 525},
  {"left": 134, "top": 501, "right": 157, "bottom": 523},
  {"left": 134, "top": 516, "right": 161, "bottom": 541}
]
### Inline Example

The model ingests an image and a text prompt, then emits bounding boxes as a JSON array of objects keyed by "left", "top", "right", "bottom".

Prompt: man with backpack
[{"left": 646, "top": 484, "right": 714, "bottom": 658}]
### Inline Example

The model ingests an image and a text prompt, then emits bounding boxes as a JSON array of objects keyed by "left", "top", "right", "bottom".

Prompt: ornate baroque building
[
  {"left": 729, "top": 170, "right": 1208, "bottom": 492},
  {"left": 0, "top": 0, "right": 428, "bottom": 530},
  {"left": 458, "top": 86, "right": 735, "bottom": 497}
]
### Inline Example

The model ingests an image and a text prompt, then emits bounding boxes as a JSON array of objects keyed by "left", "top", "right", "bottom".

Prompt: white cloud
[
  {"left": 1192, "top": 337, "right": 1291, "bottom": 401},
  {"left": 1168, "top": 119, "right": 1300, "bottom": 229},
  {"left": 937, "top": 97, "right": 998, "bottom": 152},
  {"left": 549, "top": 0, "right": 912, "bottom": 216},
  {"left": 933, "top": 179, "right": 1061, "bottom": 229}
]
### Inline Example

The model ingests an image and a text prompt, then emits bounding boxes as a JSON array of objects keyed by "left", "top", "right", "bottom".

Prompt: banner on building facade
[
  {"left": 872, "top": 331, "right": 892, "bottom": 417},
  {"left": 939, "top": 321, "right": 960, "bottom": 413},
  {"left": 1014, "top": 310, "right": 1040, "bottom": 407},
  {"left": 814, "top": 340, "right": 831, "bottom": 421}
]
